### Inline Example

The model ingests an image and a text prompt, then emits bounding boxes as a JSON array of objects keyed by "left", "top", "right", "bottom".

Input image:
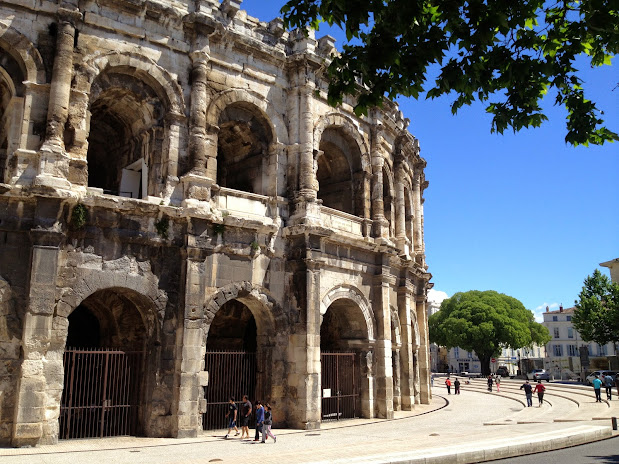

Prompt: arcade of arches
[{"left": 0, "top": 0, "right": 432, "bottom": 449}]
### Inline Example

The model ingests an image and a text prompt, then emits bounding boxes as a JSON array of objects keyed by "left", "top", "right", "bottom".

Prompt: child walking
[{"left": 261, "top": 404, "right": 277, "bottom": 443}]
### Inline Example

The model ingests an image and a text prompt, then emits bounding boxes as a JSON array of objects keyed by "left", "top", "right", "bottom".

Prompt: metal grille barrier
[
  {"left": 60, "top": 348, "right": 143, "bottom": 439},
  {"left": 203, "top": 351, "right": 257, "bottom": 430},
  {"left": 321, "top": 352, "right": 358, "bottom": 421}
]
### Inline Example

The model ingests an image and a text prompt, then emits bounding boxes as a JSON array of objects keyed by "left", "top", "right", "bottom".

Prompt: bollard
[{"left": 612, "top": 417, "right": 617, "bottom": 431}]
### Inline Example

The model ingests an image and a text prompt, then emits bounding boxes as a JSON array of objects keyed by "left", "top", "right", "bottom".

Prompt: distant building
[
  {"left": 601, "top": 258, "right": 619, "bottom": 283},
  {"left": 542, "top": 305, "right": 617, "bottom": 380}
]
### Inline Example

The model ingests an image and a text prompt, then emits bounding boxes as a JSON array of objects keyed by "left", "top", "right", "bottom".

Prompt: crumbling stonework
[{"left": 0, "top": 0, "right": 432, "bottom": 447}]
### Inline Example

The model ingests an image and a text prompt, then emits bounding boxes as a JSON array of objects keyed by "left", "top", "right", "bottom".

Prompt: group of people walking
[
  {"left": 519, "top": 380, "right": 545, "bottom": 407},
  {"left": 225, "top": 395, "right": 277, "bottom": 443},
  {"left": 591, "top": 373, "right": 618, "bottom": 402}
]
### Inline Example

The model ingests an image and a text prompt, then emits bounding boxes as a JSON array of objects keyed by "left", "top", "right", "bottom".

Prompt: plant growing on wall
[
  {"left": 70, "top": 203, "right": 88, "bottom": 230},
  {"left": 155, "top": 217, "right": 169, "bottom": 239}
]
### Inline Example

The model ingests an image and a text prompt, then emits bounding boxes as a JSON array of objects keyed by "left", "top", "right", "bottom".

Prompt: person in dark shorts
[
  {"left": 254, "top": 400, "right": 264, "bottom": 441},
  {"left": 224, "top": 396, "right": 239, "bottom": 439},
  {"left": 240, "top": 395, "right": 252, "bottom": 439},
  {"left": 454, "top": 377, "right": 461, "bottom": 395}
]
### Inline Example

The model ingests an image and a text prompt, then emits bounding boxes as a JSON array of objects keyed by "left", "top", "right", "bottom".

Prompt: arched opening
[
  {"left": 87, "top": 72, "right": 164, "bottom": 198},
  {"left": 217, "top": 103, "right": 271, "bottom": 195},
  {"left": 320, "top": 298, "right": 370, "bottom": 421},
  {"left": 60, "top": 289, "right": 151, "bottom": 439},
  {"left": 383, "top": 167, "right": 394, "bottom": 237},
  {"left": 404, "top": 186, "right": 413, "bottom": 245},
  {"left": 203, "top": 299, "right": 262, "bottom": 430},
  {"left": 317, "top": 128, "right": 363, "bottom": 216},
  {"left": 0, "top": 49, "right": 25, "bottom": 183}
]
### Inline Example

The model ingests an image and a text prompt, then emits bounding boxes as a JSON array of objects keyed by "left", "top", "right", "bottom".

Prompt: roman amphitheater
[{"left": 0, "top": 0, "right": 431, "bottom": 447}]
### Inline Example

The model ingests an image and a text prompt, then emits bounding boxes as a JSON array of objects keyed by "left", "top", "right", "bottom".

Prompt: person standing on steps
[
  {"left": 240, "top": 395, "right": 252, "bottom": 440},
  {"left": 604, "top": 373, "right": 613, "bottom": 400},
  {"left": 520, "top": 380, "right": 533, "bottom": 407},
  {"left": 445, "top": 376, "right": 452, "bottom": 394},
  {"left": 454, "top": 377, "right": 461, "bottom": 395},
  {"left": 495, "top": 375, "right": 500, "bottom": 392},
  {"left": 533, "top": 380, "right": 546, "bottom": 406},
  {"left": 487, "top": 375, "right": 493, "bottom": 392},
  {"left": 592, "top": 375, "right": 603, "bottom": 403}
]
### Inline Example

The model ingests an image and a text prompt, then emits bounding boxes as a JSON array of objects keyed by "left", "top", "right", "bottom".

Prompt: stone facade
[{"left": 0, "top": 0, "right": 431, "bottom": 447}]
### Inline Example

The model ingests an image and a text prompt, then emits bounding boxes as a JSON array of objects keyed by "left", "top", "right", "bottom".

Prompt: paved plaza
[{"left": 1, "top": 378, "right": 617, "bottom": 464}]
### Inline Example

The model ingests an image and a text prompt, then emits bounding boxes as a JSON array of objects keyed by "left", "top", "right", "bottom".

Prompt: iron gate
[
  {"left": 59, "top": 348, "right": 143, "bottom": 439},
  {"left": 203, "top": 351, "right": 256, "bottom": 430},
  {"left": 321, "top": 352, "right": 358, "bottom": 421}
]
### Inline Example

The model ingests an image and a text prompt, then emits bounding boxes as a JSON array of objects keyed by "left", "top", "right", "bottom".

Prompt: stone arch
[
  {"left": 390, "top": 306, "right": 401, "bottom": 347},
  {"left": 206, "top": 88, "right": 289, "bottom": 145},
  {"left": 203, "top": 281, "right": 286, "bottom": 336},
  {"left": 320, "top": 284, "right": 375, "bottom": 342},
  {"left": 313, "top": 112, "right": 370, "bottom": 172},
  {"left": 0, "top": 22, "right": 46, "bottom": 84},
  {"left": 82, "top": 52, "right": 184, "bottom": 115}
]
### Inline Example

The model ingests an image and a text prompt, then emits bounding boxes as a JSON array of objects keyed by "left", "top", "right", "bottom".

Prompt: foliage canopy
[
  {"left": 572, "top": 269, "right": 619, "bottom": 349},
  {"left": 281, "top": 0, "right": 618, "bottom": 146},
  {"left": 428, "top": 290, "right": 551, "bottom": 375}
]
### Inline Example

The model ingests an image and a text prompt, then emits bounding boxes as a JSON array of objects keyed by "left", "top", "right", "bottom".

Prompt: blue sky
[{"left": 241, "top": 2, "right": 619, "bottom": 321}]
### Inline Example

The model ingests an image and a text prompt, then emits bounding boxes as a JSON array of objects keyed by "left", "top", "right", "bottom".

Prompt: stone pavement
[{"left": 1, "top": 379, "right": 616, "bottom": 464}]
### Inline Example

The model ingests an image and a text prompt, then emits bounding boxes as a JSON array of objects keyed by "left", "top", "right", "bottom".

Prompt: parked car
[
  {"left": 527, "top": 369, "right": 550, "bottom": 381},
  {"left": 585, "top": 371, "right": 616, "bottom": 386},
  {"left": 495, "top": 366, "right": 511, "bottom": 378}
]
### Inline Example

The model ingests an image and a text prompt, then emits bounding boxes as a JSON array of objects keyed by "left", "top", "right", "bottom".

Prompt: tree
[
  {"left": 281, "top": 0, "right": 618, "bottom": 146},
  {"left": 428, "top": 290, "right": 551, "bottom": 375},
  {"left": 572, "top": 269, "right": 619, "bottom": 353}
]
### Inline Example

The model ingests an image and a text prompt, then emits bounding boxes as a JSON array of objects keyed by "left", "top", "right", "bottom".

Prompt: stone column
[
  {"left": 394, "top": 177, "right": 411, "bottom": 257},
  {"left": 12, "top": 228, "right": 63, "bottom": 446},
  {"left": 371, "top": 126, "right": 389, "bottom": 239},
  {"left": 181, "top": 51, "right": 217, "bottom": 209},
  {"left": 35, "top": 6, "right": 82, "bottom": 189},
  {"left": 287, "top": 257, "right": 321, "bottom": 429},
  {"left": 412, "top": 174, "right": 423, "bottom": 254},
  {"left": 415, "top": 295, "right": 431, "bottom": 404},
  {"left": 392, "top": 349, "right": 401, "bottom": 411},
  {"left": 397, "top": 285, "right": 415, "bottom": 410},
  {"left": 372, "top": 269, "right": 394, "bottom": 419},
  {"left": 176, "top": 247, "right": 208, "bottom": 438}
]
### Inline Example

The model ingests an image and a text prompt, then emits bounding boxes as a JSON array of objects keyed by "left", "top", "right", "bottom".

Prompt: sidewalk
[{"left": 1, "top": 383, "right": 616, "bottom": 464}]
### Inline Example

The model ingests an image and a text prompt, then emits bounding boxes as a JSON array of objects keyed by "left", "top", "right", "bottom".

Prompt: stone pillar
[
  {"left": 35, "top": 6, "right": 82, "bottom": 189},
  {"left": 176, "top": 248, "right": 207, "bottom": 438},
  {"left": 371, "top": 127, "right": 389, "bottom": 239},
  {"left": 415, "top": 295, "right": 431, "bottom": 404},
  {"left": 392, "top": 349, "right": 401, "bottom": 411},
  {"left": 372, "top": 269, "right": 394, "bottom": 419},
  {"left": 394, "top": 177, "right": 411, "bottom": 257},
  {"left": 298, "top": 87, "right": 317, "bottom": 200},
  {"left": 397, "top": 285, "right": 415, "bottom": 410},
  {"left": 181, "top": 51, "right": 217, "bottom": 209},
  {"left": 287, "top": 257, "right": 321, "bottom": 429},
  {"left": 12, "top": 228, "right": 63, "bottom": 446},
  {"left": 412, "top": 174, "right": 423, "bottom": 254}
]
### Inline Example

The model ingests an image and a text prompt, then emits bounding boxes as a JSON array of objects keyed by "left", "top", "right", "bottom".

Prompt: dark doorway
[
  {"left": 66, "top": 305, "right": 100, "bottom": 348},
  {"left": 203, "top": 300, "right": 258, "bottom": 430}
]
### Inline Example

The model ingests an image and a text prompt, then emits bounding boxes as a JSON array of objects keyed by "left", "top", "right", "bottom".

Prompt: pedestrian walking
[
  {"left": 445, "top": 377, "right": 452, "bottom": 394},
  {"left": 224, "top": 396, "right": 240, "bottom": 438},
  {"left": 495, "top": 376, "right": 500, "bottom": 392},
  {"left": 254, "top": 400, "right": 264, "bottom": 441},
  {"left": 261, "top": 404, "right": 277, "bottom": 443},
  {"left": 533, "top": 380, "right": 545, "bottom": 406},
  {"left": 487, "top": 375, "right": 493, "bottom": 392},
  {"left": 592, "top": 375, "right": 603, "bottom": 403},
  {"left": 520, "top": 380, "right": 533, "bottom": 407},
  {"left": 454, "top": 377, "right": 461, "bottom": 394},
  {"left": 615, "top": 374, "right": 619, "bottom": 398},
  {"left": 240, "top": 395, "right": 252, "bottom": 439},
  {"left": 604, "top": 373, "right": 613, "bottom": 400}
]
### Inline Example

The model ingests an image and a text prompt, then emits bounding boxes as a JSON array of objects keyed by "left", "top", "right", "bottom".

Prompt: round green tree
[{"left": 429, "top": 290, "right": 550, "bottom": 375}]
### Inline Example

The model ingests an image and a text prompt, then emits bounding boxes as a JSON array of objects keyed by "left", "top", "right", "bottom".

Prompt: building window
[
  {"left": 566, "top": 316, "right": 572, "bottom": 321},
  {"left": 552, "top": 316, "right": 558, "bottom": 321},
  {"left": 454, "top": 347, "right": 459, "bottom": 357},
  {"left": 554, "top": 327, "right": 560, "bottom": 338},
  {"left": 468, "top": 352, "right": 472, "bottom": 358},
  {"left": 598, "top": 344, "right": 607, "bottom": 356},
  {"left": 568, "top": 328, "right": 573, "bottom": 339},
  {"left": 553, "top": 344, "right": 563, "bottom": 356},
  {"left": 588, "top": 344, "right": 593, "bottom": 356},
  {"left": 568, "top": 345, "right": 578, "bottom": 356}
]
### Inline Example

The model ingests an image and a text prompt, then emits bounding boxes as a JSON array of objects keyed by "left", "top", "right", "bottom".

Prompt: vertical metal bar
[
  {"left": 65, "top": 350, "right": 76, "bottom": 439},
  {"left": 100, "top": 352, "right": 109, "bottom": 438}
]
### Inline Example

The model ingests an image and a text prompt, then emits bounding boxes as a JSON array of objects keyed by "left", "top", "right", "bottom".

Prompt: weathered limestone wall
[{"left": 0, "top": 0, "right": 432, "bottom": 447}]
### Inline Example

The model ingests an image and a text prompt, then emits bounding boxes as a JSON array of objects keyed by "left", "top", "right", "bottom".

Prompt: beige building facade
[{"left": 0, "top": 0, "right": 432, "bottom": 447}]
